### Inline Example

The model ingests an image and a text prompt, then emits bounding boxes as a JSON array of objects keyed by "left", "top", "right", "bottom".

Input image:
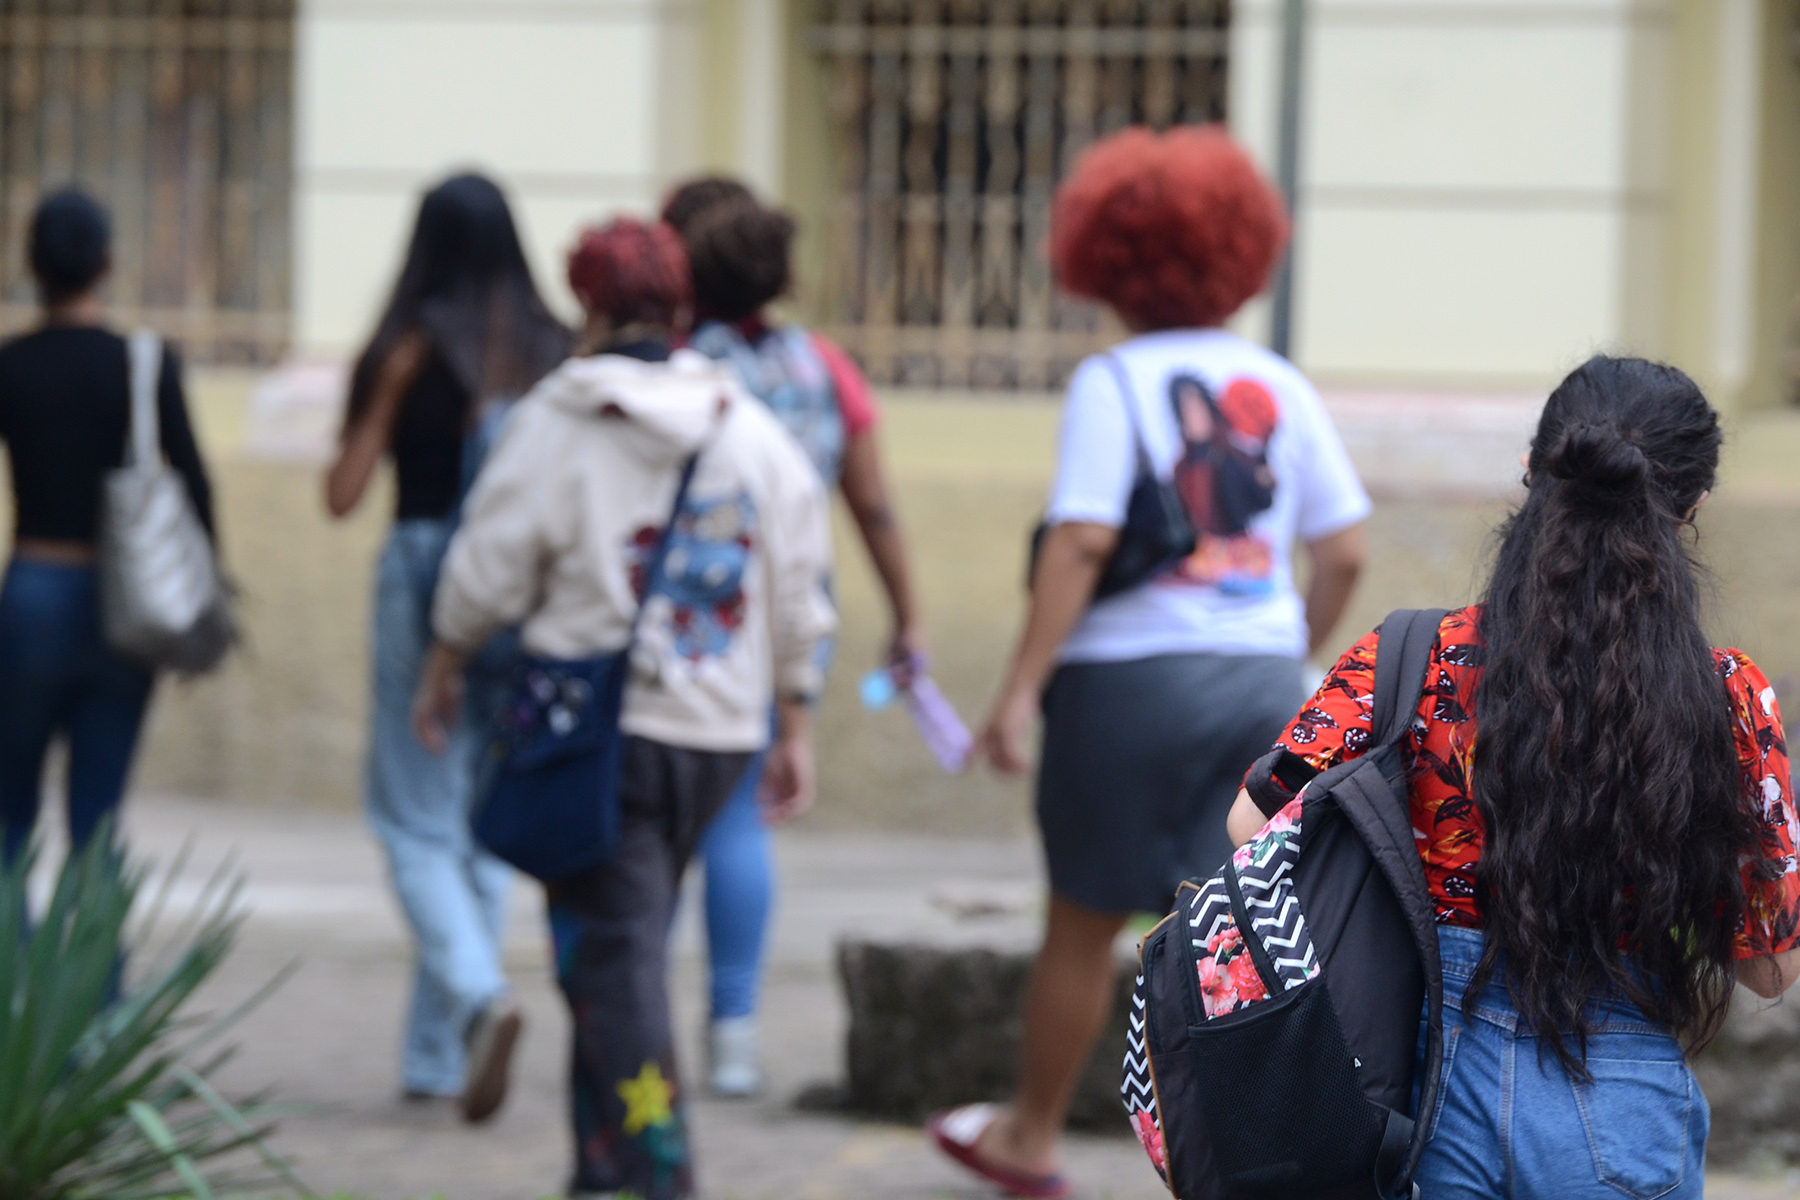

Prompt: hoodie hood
[{"left": 535, "top": 347, "right": 735, "bottom": 452}]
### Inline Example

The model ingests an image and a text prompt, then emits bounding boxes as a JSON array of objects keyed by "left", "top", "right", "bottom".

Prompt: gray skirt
[{"left": 1036, "top": 652, "right": 1306, "bottom": 915}]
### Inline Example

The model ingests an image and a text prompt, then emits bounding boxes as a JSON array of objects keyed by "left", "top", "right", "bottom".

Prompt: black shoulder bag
[{"left": 1028, "top": 353, "right": 1196, "bottom": 600}]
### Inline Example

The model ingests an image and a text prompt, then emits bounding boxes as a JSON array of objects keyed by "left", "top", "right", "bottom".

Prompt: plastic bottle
[{"left": 859, "top": 656, "right": 972, "bottom": 773}]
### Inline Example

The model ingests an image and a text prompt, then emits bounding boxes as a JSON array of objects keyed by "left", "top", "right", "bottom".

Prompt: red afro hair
[
  {"left": 1049, "top": 125, "right": 1288, "bottom": 330},
  {"left": 566, "top": 217, "right": 691, "bottom": 326}
]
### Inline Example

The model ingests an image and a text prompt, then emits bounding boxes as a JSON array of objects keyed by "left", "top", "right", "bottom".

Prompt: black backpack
[{"left": 1123, "top": 608, "right": 1449, "bottom": 1200}]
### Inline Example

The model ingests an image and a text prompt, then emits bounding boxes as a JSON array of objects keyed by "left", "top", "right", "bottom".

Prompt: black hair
[
  {"left": 30, "top": 188, "right": 110, "bottom": 303},
  {"left": 1471, "top": 354, "right": 1755, "bottom": 1074},
  {"left": 660, "top": 176, "right": 755, "bottom": 237},
  {"left": 683, "top": 198, "right": 797, "bottom": 322},
  {"left": 346, "top": 172, "right": 570, "bottom": 428}
]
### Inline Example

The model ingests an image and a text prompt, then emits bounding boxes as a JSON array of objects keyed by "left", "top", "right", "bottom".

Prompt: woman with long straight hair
[
  {"left": 1227, "top": 355, "right": 1800, "bottom": 1197},
  {"left": 324, "top": 172, "right": 570, "bottom": 1120}
]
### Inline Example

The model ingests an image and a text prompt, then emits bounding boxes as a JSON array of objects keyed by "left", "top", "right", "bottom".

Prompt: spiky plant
[{"left": 0, "top": 831, "right": 306, "bottom": 1200}]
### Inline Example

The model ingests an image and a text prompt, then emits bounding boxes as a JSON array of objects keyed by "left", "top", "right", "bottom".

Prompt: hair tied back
[{"left": 1544, "top": 420, "right": 1651, "bottom": 503}]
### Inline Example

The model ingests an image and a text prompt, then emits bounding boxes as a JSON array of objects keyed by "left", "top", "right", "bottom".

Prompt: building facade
[{"left": 0, "top": 0, "right": 1795, "bottom": 415}]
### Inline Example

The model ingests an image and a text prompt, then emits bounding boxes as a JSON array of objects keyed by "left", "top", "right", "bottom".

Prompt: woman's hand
[
  {"left": 973, "top": 682, "right": 1039, "bottom": 775},
  {"left": 971, "top": 521, "right": 1117, "bottom": 776},
  {"left": 759, "top": 698, "right": 817, "bottom": 825},
  {"left": 886, "top": 623, "right": 928, "bottom": 689},
  {"left": 411, "top": 641, "right": 470, "bottom": 753},
  {"left": 1227, "top": 788, "right": 1269, "bottom": 848}
]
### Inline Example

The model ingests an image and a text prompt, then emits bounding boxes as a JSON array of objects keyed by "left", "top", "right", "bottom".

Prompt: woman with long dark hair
[
  {"left": 1228, "top": 356, "right": 1800, "bottom": 1197},
  {"left": 324, "top": 173, "right": 569, "bottom": 1120}
]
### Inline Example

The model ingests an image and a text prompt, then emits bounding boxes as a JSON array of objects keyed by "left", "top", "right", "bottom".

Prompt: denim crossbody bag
[{"left": 471, "top": 449, "right": 703, "bottom": 882}]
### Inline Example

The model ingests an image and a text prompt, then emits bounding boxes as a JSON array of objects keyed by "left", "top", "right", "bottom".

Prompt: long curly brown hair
[{"left": 1472, "top": 355, "right": 1757, "bottom": 1074}]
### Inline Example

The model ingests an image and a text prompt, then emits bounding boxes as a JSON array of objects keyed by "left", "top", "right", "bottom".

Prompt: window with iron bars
[
  {"left": 0, "top": 0, "right": 293, "bottom": 365},
  {"left": 812, "top": 0, "right": 1230, "bottom": 390}
]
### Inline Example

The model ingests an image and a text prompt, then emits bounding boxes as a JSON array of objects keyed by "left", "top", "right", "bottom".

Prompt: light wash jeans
[
  {"left": 365, "top": 519, "right": 512, "bottom": 1096},
  {"left": 697, "top": 747, "right": 771, "bottom": 1019},
  {"left": 1416, "top": 925, "right": 1708, "bottom": 1199}
]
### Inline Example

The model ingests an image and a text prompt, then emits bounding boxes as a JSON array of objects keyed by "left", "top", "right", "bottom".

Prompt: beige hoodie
[{"left": 431, "top": 349, "right": 836, "bottom": 753}]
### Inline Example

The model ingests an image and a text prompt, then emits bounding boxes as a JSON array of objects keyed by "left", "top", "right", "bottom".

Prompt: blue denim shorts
[{"left": 1415, "top": 925, "right": 1708, "bottom": 1200}]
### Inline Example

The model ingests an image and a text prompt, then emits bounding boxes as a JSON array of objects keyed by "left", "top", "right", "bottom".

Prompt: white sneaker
[{"left": 708, "top": 1015, "right": 761, "bottom": 1097}]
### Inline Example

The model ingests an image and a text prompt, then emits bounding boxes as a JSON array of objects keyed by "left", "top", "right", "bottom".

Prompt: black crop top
[
  {"left": 389, "top": 349, "right": 471, "bottom": 521},
  {"left": 0, "top": 326, "right": 214, "bottom": 544}
]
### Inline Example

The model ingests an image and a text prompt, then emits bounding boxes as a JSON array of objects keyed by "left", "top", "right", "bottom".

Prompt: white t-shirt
[{"left": 1046, "top": 329, "right": 1370, "bottom": 664}]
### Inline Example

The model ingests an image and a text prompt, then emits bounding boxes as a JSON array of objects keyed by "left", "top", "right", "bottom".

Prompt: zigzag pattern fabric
[
  {"left": 1120, "top": 795, "right": 1320, "bottom": 1178},
  {"left": 1189, "top": 795, "right": 1317, "bottom": 1018},
  {"left": 1230, "top": 795, "right": 1318, "bottom": 990},
  {"left": 1121, "top": 972, "right": 1166, "bottom": 1183}
]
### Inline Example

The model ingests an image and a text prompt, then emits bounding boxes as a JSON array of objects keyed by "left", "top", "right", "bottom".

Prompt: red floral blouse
[{"left": 1245, "top": 606, "right": 1800, "bottom": 959}]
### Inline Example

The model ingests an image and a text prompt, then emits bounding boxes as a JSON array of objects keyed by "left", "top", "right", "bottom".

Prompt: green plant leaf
[
  {"left": 0, "top": 832, "right": 300, "bottom": 1200},
  {"left": 126, "top": 1101, "right": 217, "bottom": 1200}
]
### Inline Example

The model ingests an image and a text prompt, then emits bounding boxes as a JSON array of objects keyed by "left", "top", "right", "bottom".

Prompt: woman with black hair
[
  {"left": 1228, "top": 356, "right": 1800, "bottom": 1197},
  {"left": 324, "top": 172, "right": 570, "bottom": 1121},
  {"left": 0, "top": 188, "right": 215, "bottom": 863}
]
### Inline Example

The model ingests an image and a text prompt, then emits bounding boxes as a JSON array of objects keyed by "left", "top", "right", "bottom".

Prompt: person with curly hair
[
  {"left": 932, "top": 126, "right": 1370, "bottom": 1197},
  {"left": 413, "top": 216, "right": 835, "bottom": 1200},
  {"left": 1226, "top": 358, "right": 1800, "bottom": 1197},
  {"left": 659, "top": 178, "right": 924, "bottom": 1098}
]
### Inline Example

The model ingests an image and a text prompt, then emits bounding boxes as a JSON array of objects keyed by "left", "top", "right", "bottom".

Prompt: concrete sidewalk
[{"left": 97, "top": 794, "right": 1800, "bottom": 1200}]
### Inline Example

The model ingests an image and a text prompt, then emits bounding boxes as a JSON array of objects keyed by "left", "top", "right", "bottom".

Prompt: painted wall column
[
  {"left": 1710, "top": 0, "right": 1763, "bottom": 404},
  {"left": 736, "top": 0, "right": 787, "bottom": 199}
]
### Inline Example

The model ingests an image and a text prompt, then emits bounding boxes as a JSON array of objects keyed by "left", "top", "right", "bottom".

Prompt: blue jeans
[
  {"left": 693, "top": 635, "right": 831, "bottom": 1023},
  {"left": 364, "top": 520, "right": 512, "bottom": 1095},
  {"left": 1416, "top": 925, "right": 1708, "bottom": 1199},
  {"left": 0, "top": 561, "right": 153, "bottom": 863},
  {"left": 698, "top": 748, "right": 771, "bottom": 1019}
]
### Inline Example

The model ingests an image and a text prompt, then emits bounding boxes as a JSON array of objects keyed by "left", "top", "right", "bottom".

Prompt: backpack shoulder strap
[
  {"left": 1098, "top": 352, "right": 1154, "bottom": 476},
  {"left": 1370, "top": 607, "right": 1449, "bottom": 748}
]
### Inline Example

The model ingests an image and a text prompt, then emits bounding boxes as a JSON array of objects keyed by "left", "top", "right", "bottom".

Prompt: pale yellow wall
[
  {"left": 290, "top": 0, "right": 1797, "bottom": 412},
  {"left": 780, "top": 0, "right": 837, "bottom": 326},
  {"left": 293, "top": 0, "right": 709, "bottom": 353},
  {"left": 1746, "top": 3, "right": 1800, "bottom": 413},
  {"left": 1656, "top": 0, "right": 1797, "bottom": 418},
  {"left": 1227, "top": 0, "right": 1678, "bottom": 392}
]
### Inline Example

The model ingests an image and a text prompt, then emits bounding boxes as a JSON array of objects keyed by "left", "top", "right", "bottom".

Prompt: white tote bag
[{"left": 97, "top": 331, "right": 234, "bottom": 673}]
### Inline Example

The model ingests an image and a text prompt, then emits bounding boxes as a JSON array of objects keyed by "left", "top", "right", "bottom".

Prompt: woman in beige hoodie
[{"left": 412, "top": 217, "right": 834, "bottom": 1200}]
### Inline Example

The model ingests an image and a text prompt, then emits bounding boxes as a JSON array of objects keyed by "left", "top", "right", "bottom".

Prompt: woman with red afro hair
[
  {"left": 413, "top": 213, "right": 836, "bottom": 1200},
  {"left": 934, "top": 127, "right": 1373, "bottom": 1197},
  {"left": 1048, "top": 124, "right": 1289, "bottom": 330}
]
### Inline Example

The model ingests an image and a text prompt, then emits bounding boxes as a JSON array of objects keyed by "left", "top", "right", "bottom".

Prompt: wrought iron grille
[
  {"left": 812, "top": 0, "right": 1230, "bottom": 390},
  {"left": 0, "top": 0, "right": 293, "bottom": 363}
]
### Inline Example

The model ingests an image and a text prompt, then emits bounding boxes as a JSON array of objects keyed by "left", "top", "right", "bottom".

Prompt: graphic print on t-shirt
[
  {"left": 1167, "top": 374, "right": 1279, "bottom": 595},
  {"left": 628, "top": 493, "right": 756, "bottom": 660}
]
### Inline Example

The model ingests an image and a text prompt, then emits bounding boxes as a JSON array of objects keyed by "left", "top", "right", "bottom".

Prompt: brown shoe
[{"left": 460, "top": 998, "right": 523, "bottom": 1123}]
